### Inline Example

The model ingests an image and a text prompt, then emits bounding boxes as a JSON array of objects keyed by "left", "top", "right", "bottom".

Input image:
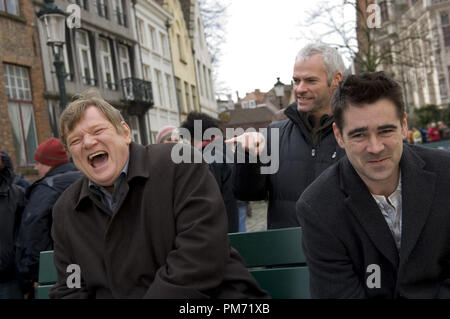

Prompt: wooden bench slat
[
  {"left": 250, "top": 266, "right": 310, "bottom": 299},
  {"left": 229, "top": 227, "right": 306, "bottom": 268},
  {"left": 38, "top": 250, "right": 57, "bottom": 285}
]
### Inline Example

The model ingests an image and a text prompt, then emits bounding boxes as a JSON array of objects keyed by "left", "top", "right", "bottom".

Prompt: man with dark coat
[
  {"left": 226, "top": 43, "right": 346, "bottom": 229},
  {"left": 15, "top": 138, "right": 81, "bottom": 296},
  {"left": 0, "top": 152, "right": 26, "bottom": 299},
  {"left": 296, "top": 72, "right": 450, "bottom": 298},
  {"left": 180, "top": 112, "right": 239, "bottom": 233},
  {"left": 49, "top": 90, "right": 269, "bottom": 299}
]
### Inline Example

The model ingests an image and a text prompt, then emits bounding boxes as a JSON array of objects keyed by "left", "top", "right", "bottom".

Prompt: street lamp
[
  {"left": 37, "top": 0, "right": 68, "bottom": 113},
  {"left": 274, "top": 77, "right": 284, "bottom": 109}
]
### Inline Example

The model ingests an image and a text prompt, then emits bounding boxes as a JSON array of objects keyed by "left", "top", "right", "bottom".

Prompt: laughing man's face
[{"left": 66, "top": 105, "right": 131, "bottom": 187}]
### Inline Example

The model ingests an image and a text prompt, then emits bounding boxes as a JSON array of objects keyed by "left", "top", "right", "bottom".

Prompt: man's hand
[{"left": 225, "top": 132, "right": 266, "bottom": 156}]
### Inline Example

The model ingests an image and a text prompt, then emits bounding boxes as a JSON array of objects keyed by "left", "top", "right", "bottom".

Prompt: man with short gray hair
[{"left": 227, "top": 43, "right": 346, "bottom": 229}]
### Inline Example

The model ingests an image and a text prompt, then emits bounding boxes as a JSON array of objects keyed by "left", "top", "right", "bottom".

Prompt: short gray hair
[{"left": 295, "top": 43, "right": 346, "bottom": 85}]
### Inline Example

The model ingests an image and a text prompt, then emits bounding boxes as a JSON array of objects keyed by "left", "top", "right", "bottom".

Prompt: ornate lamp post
[
  {"left": 274, "top": 77, "right": 284, "bottom": 109},
  {"left": 37, "top": 0, "right": 67, "bottom": 112}
]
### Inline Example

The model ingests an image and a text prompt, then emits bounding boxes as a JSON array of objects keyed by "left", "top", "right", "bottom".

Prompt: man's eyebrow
[
  {"left": 377, "top": 124, "right": 397, "bottom": 131},
  {"left": 347, "top": 127, "right": 368, "bottom": 136}
]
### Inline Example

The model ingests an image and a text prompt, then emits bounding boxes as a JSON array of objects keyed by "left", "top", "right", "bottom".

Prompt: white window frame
[
  {"left": 77, "top": 30, "right": 95, "bottom": 85},
  {"left": 118, "top": 44, "right": 131, "bottom": 79},
  {"left": 99, "top": 38, "right": 116, "bottom": 90}
]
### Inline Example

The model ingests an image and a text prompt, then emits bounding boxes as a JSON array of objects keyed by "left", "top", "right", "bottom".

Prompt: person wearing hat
[
  {"left": 15, "top": 138, "right": 82, "bottom": 298},
  {"left": 155, "top": 125, "right": 180, "bottom": 144}
]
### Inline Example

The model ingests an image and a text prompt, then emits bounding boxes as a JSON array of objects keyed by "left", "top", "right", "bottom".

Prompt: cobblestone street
[{"left": 245, "top": 201, "right": 268, "bottom": 232}]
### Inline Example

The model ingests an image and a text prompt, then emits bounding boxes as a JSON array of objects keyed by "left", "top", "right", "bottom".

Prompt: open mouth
[{"left": 88, "top": 151, "right": 109, "bottom": 168}]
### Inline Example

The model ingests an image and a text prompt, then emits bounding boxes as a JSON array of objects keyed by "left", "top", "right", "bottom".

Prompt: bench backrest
[
  {"left": 229, "top": 227, "right": 310, "bottom": 299},
  {"left": 37, "top": 227, "right": 310, "bottom": 299}
]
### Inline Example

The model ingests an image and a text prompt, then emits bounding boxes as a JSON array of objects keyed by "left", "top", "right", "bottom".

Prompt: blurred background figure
[
  {"left": 412, "top": 127, "right": 423, "bottom": 144},
  {"left": 181, "top": 112, "right": 239, "bottom": 233},
  {"left": 156, "top": 125, "right": 179, "bottom": 144},
  {"left": 437, "top": 121, "right": 449, "bottom": 140},
  {"left": 428, "top": 122, "right": 441, "bottom": 142},
  {"left": 15, "top": 138, "right": 81, "bottom": 298},
  {"left": 0, "top": 151, "right": 26, "bottom": 299}
]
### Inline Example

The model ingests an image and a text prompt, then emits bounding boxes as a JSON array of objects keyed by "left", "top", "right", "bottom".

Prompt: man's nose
[
  {"left": 295, "top": 81, "right": 308, "bottom": 94},
  {"left": 367, "top": 135, "right": 384, "bottom": 154},
  {"left": 82, "top": 134, "right": 97, "bottom": 148}
]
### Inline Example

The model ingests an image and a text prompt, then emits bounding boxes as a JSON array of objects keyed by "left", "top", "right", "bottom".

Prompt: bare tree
[{"left": 198, "top": 0, "right": 230, "bottom": 96}]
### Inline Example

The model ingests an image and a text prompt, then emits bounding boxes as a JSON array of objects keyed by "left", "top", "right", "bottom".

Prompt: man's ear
[
  {"left": 333, "top": 122, "right": 345, "bottom": 149},
  {"left": 120, "top": 121, "right": 132, "bottom": 144},
  {"left": 401, "top": 112, "right": 408, "bottom": 140},
  {"left": 331, "top": 72, "right": 343, "bottom": 89}
]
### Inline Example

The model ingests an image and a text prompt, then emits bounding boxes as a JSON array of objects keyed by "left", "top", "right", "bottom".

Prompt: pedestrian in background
[
  {"left": 0, "top": 151, "right": 26, "bottom": 299},
  {"left": 15, "top": 138, "right": 81, "bottom": 298},
  {"left": 181, "top": 112, "right": 239, "bottom": 233},
  {"left": 226, "top": 43, "right": 346, "bottom": 229}
]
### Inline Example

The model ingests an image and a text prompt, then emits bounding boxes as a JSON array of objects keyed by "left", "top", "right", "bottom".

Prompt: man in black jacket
[
  {"left": 0, "top": 152, "right": 26, "bottom": 299},
  {"left": 15, "top": 138, "right": 81, "bottom": 297},
  {"left": 226, "top": 43, "right": 346, "bottom": 229},
  {"left": 181, "top": 112, "right": 239, "bottom": 233},
  {"left": 296, "top": 72, "right": 450, "bottom": 298}
]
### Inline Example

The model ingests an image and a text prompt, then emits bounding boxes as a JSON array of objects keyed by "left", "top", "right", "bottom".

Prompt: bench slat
[
  {"left": 229, "top": 227, "right": 306, "bottom": 268},
  {"left": 250, "top": 266, "right": 310, "bottom": 299},
  {"left": 38, "top": 250, "right": 57, "bottom": 285}
]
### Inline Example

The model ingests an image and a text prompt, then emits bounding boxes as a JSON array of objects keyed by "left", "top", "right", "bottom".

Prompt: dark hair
[
  {"left": 180, "top": 112, "right": 222, "bottom": 139},
  {"left": 332, "top": 72, "right": 405, "bottom": 130}
]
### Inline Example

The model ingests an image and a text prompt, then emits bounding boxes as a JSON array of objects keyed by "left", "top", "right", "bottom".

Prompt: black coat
[
  {"left": 0, "top": 152, "right": 26, "bottom": 282},
  {"left": 296, "top": 144, "right": 450, "bottom": 298},
  {"left": 49, "top": 143, "right": 269, "bottom": 299},
  {"left": 232, "top": 103, "right": 345, "bottom": 229},
  {"left": 204, "top": 140, "right": 239, "bottom": 233},
  {"left": 15, "top": 162, "right": 81, "bottom": 282}
]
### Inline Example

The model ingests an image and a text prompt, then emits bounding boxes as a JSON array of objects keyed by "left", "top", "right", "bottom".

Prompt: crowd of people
[
  {"left": 406, "top": 121, "right": 449, "bottom": 144},
  {"left": 1, "top": 43, "right": 449, "bottom": 299}
]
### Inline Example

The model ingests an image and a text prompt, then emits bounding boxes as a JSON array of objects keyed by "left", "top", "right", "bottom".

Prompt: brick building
[{"left": 0, "top": 0, "right": 51, "bottom": 172}]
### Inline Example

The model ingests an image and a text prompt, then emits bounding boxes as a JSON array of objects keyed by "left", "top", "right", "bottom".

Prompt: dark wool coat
[
  {"left": 296, "top": 144, "right": 450, "bottom": 298},
  {"left": 49, "top": 142, "right": 269, "bottom": 299},
  {"left": 232, "top": 103, "right": 345, "bottom": 229},
  {"left": 15, "top": 162, "right": 81, "bottom": 282}
]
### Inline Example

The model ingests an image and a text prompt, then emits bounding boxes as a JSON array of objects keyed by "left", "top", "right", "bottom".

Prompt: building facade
[
  {"left": 161, "top": 0, "right": 199, "bottom": 121},
  {"left": 0, "top": 0, "right": 52, "bottom": 170},
  {"left": 180, "top": 0, "right": 218, "bottom": 118},
  {"left": 36, "top": 0, "right": 153, "bottom": 145},
  {"left": 132, "top": 0, "right": 180, "bottom": 142},
  {"left": 359, "top": 0, "right": 450, "bottom": 112}
]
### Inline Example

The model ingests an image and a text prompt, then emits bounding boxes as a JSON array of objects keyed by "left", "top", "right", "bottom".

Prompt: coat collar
[
  {"left": 339, "top": 144, "right": 437, "bottom": 268},
  {"left": 75, "top": 142, "right": 150, "bottom": 211}
]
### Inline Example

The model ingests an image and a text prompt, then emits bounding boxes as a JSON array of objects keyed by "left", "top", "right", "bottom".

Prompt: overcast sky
[{"left": 216, "top": 0, "right": 354, "bottom": 101}]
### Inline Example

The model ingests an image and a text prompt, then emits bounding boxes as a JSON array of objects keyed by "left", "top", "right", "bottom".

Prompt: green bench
[
  {"left": 229, "top": 227, "right": 310, "bottom": 299},
  {"left": 37, "top": 227, "right": 310, "bottom": 299}
]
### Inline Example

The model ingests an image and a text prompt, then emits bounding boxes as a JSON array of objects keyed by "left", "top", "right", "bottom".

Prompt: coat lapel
[
  {"left": 398, "top": 145, "right": 436, "bottom": 265},
  {"left": 339, "top": 158, "right": 400, "bottom": 268}
]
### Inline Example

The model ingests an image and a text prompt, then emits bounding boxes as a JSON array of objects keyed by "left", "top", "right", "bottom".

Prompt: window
[
  {"left": 191, "top": 85, "right": 197, "bottom": 110},
  {"left": 442, "top": 13, "right": 450, "bottom": 47},
  {"left": 165, "top": 73, "right": 174, "bottom": 109},
  {"left": 175, "top": 77, "right": 183, "bottom": 112},
  {"left": 197, "top": 18, "right": 203, "bottom": 48},
  {"left": 160, "top": 33, "right": 168, "bottom": 57},
  {"left": 95, "top": 0, "right": 108, "bottom": 18},
  {"left": 118, "top": 44, "right": 131, "bottom": 79},
  {"left": 197, "top": 61, "right": 204, "bottom": 96},
  {"left": 77, "top": 30, "right": 95, "bottom": 85},
  {"left": 148, "top": 26, "right": 157, "bottom": 51},
  {"left": 128, "top": 116, "right": 141, "bottom": 144},
  {"left": 155, "top": 69, "right": 164, "bottom": 106},
  {"left": 69, "top": 0, "right": 88, "bottom": 10},
  {"left": 177, "top": 34, "right": 185, "bottom": 62},
  {"left": 203, "top": 65, "right": 209, "bottom": 99},
  {"left": 184, "top": 82, "right": 191, "bottom": 111},
  {"left": 380, "top": 1, "right": 389, "bottom": 22},
  {"left": 0, "top": 0, "right": 19, "bottom": 15},
  {"left": 208, "top": 69, "right": 214, "bottom": 100},
  {"left": 99, "top": 38, "right": 116, "bottom": 90},
  {"left": 112, "top": 0, "right": 127, "bottom": 27},
  {"left": 3, "top": 64, "right": 39, "bottom": 167},
  {"left": 137, "top": 18, "right": 145, "bottom": 45},
  {"left": 143, "top": 64, "right": 151, "bottom": 81},
  {"left": 439, "top": 77, "right": 448, "bottom": 99}
]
